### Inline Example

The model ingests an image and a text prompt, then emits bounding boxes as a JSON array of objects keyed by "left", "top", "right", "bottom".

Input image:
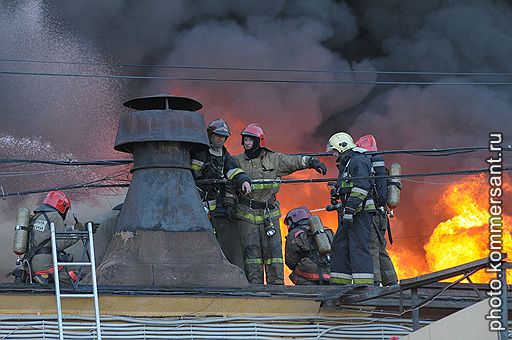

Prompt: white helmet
[{"left": 326, "top": 132, "right": 356, "bottom": 153}]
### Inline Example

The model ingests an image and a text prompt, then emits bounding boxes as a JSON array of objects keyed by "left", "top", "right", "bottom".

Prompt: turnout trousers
[
  {"left": 370, "top": 212, "right": 398, "bottom": 285},
  {"left": 238, "top": 218, "right": 284, "bottom": 284},
  {"left": 330, "top": 212, "right": 374, "bottom": 285}
]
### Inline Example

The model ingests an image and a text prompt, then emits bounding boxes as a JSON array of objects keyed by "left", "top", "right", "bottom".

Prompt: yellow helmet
[{"left": 326, "top": 132, "right": 355, "bottom": 153}]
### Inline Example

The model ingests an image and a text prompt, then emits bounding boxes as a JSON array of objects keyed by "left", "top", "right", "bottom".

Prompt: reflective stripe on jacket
[
  {"left": 337, "top": 152, "right": 376, "bottom": 213},
  {"left": 233, "top": 148, "right": 310, "bottom": 223},
  {"left": 190, "top": 145, "right": 249, "bottom": 209}
]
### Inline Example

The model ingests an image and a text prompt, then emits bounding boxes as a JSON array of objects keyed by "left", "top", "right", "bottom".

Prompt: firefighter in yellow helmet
[
  {"left": 229, "top": 123, "right": 327, "bottom": 284},
  {"left": 326, "top": 132, "right": 376, "bottom": 285}
]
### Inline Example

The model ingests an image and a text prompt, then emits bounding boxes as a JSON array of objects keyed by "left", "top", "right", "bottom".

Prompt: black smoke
[{"left": 0, "top": 0, "right": 511, "bottom": 279}]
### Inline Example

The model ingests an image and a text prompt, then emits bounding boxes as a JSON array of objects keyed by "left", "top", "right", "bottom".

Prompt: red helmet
[
  {"left": 207, "top": 118, "right": 230, "bottom": 137},
  {"left": 355, "top": 134, "right": 378, "bottom": 151},
  {"left": 284, "top": 206, "right": 312, "bottom": 227},
  {"left": 241, "top": 123, "right": 266, "bottom": 147},
  {"left": 43, "top": 190, "right": 71, "bottom": 214}
]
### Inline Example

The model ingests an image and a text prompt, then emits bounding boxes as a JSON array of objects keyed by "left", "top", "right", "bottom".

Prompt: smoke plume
[{"left": 0, "top": 0, "right": 511, "bottom": 280}]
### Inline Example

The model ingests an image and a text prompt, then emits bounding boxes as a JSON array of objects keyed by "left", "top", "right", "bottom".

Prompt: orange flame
[{"left": 391, "top": 175, "right": 512, "bottom": 283}]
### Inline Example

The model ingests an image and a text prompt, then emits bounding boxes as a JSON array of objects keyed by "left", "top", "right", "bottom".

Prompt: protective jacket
[
  {"left": 335, "top": 149, "right": 376, "bottom": 213},
  {"left": 191, "top": 146, "right": 249, "bottom": 211},
  {"left": 28, "top": 205, "right": 83, "bottom": 277},
  {"left": 233, "top": 148, "right": 311, "bottom": 222},
  {"left": 285, "top": 223, "right": 333, "bottom": 284},
  {"left": 330, "top": 149, "right": 375, "bottom": 285},
  {"left": 232, "top": 148, "right": 315, "bottom": 284}
]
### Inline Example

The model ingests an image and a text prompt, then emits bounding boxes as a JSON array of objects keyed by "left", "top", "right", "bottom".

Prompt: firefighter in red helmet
[
  {"left": 228, "top": 123, "right": 328, "bottom": 284},
  {"left": 284, "top": 206, "right": 333, "bottom": 285},
  {"left": 26, "top": 190, "right": 95, "bottom": 285},
  {"left": 190, "top": 118, "right": 252, "bottom": 269},
  {"left": 355, "top": 135, "right": 398, "bottom": 286}
]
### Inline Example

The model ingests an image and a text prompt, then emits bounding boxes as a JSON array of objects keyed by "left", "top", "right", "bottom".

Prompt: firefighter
[
  {"left": 190, "top": 118, "right": 251, "bottom": 269},
  {"left": 284, "top": 206, "right": 333, "bottom": 285},
  {"left": 25, "top": 190, "right": 95, "bottom": 285},
  {"left": 327, "top": 132, "right": 376, "bottom": 285},
  {"left": 231, "top": 123, "right": 327, "bottom": 284},
  {"left": 355, "top": 135, "right": 398, "bottom": 286}
]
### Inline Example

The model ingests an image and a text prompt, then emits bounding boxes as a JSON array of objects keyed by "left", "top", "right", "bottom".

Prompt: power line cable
[
  {"left": 4, "top": 69, "right": 512, "bottom": 86},
  {"left": 1, "top": 145, "right": 510, "bottom": 168},
  {"left": 2, "top": 165, "right": 510, "bottom": 198},
  {"left": 195, "top": 166, "right": 512, "bottom": 186},
  {"left": 3, "top": 58, "right": 512, "bottom": 77},
  {"left": 300, "top": 145, "right": 512, "bottom": 158},
  {"left": 0, "top": 158, "right": 132, "bottom": 166}
]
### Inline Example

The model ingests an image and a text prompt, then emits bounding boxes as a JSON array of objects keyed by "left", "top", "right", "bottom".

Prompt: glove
[
  {"left": 74, "top": 222, "right": 85, "bottom": 231},
  {"left": 342, "top": 206, "right": 355, "bottom": 229},
  {"left": 224, "top": 205, "right": 236, "bottom": 222},
  {"left": 309, "top": 157, "right": 327, "bottom": 175},
  {"left": 84, "top": 221, "right": 100, "bottom": 233},
  {"left": 241, "top": 180, "right": 252, "bottom": 195},
  {"left": 327, "top": 181, "right": 339, "bottom": 203}
]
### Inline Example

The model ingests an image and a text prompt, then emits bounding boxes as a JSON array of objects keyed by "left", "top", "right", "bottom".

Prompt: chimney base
[{"left": 94, "top": 230, "right": 249, "bottom": 288}]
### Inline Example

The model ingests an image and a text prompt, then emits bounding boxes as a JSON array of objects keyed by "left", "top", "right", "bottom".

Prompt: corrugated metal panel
[{"left": 0, "top": 315, "right": 416, "bottom": 339}]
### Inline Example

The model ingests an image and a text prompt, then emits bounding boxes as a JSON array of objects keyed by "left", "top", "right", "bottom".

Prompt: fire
[
  {"left": 390, "top": 175, "right": 512, "bottom": 283},
  {"left": 423, "top": 175, "right": 512, "bottom": 282}
]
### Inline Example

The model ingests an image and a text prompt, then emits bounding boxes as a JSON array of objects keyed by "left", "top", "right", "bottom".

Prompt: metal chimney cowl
[{"left": 94, "top": 95, "right": 248, "bottom": 287}]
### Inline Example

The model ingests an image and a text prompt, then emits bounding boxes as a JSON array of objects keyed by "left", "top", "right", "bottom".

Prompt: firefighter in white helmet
[{"left": 326, "top": 132, "right": 376, "bottom": 285}]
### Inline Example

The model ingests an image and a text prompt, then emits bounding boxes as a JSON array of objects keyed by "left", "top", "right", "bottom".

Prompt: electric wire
[
  {"left": 3, "top": 58, "right": 512, "bottom": 77},
  {"left": 0, "top": 158, "right": 132, "bottom": 166},
  {"left": 195, "top": 166, "right": 512, "bottom": 186},
  {"left": 0, "top": 145, "right": 508, "bottom": 168},
  {"left": 3, "top": 69, "right": 512, "bottom": 86},
  {"left": 1, "top": 165, "right": 510, "bottom": 198}
]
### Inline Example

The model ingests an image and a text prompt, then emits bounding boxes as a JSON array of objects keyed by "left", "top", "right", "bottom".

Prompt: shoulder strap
[{"left": 22, "top": 212, "right": 53, "bottom": 262}]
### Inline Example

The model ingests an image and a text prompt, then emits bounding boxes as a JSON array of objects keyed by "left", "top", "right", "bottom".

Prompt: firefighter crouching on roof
[
  {"left": 284, "top": 206, "right": 333, "bottom": 285},
  {"left": 230, "top": 123, "right": 327, "bottom": 285},
  {"left": 327, "top": 132, "right": 376, "bottom": 285},
  {"left": 190, "top": 119, "right": 251, "bottom": 268},
  {"left": 355, "top": 135, "right": 398, "bottom": 286},
  {"left": 14, "top": 190, "right": 98, "bottom": 285}
]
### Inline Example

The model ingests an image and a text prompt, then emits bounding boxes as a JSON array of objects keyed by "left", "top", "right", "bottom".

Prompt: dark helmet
[
  {"left": 284, "top": 206, "right": 312, "bottom": 229},
  {"left": 207, "top": 119, "right": 230, "bottom": 137},
  {"left": 241, "top": 123, "right": 266, "bottom": 147}
]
